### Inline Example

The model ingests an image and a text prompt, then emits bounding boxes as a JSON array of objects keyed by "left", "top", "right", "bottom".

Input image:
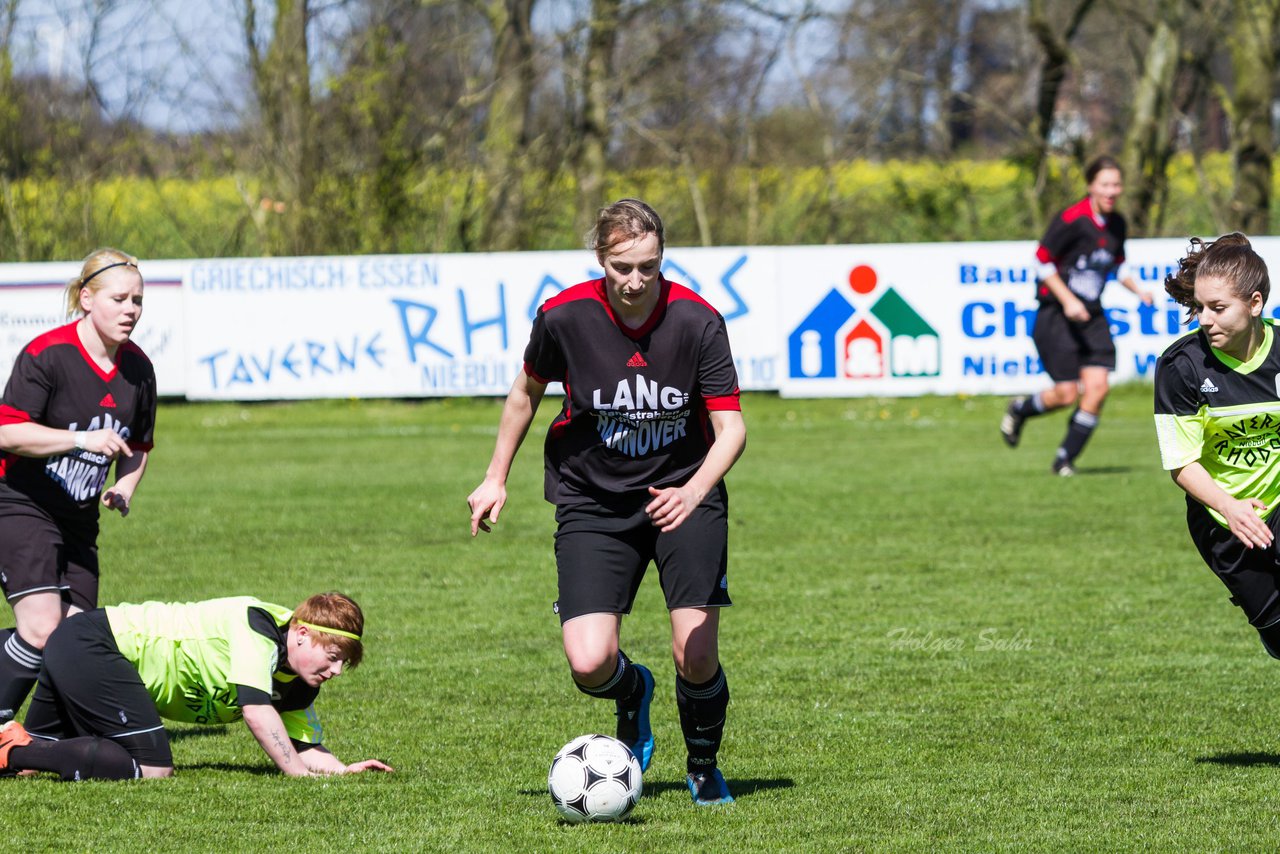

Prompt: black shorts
[
  {"left": 22, "top": 609, "right": 172, "bottom": 766},
  {"left": 1186, "top": 498, "right": 1280, "bottom": 628},
  {"left": 0, "top": 497, "right": 98, "bottom": 610},
  {"left": 552, "top": 483, "right": 732, "bottom": 624},
  {"left": 1032, "top": 302, "right": 1116, "bottom": 383}
]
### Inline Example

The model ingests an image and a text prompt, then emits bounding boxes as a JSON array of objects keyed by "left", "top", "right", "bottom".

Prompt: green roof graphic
[{"left": 870, "top": 288, "right": 936, "bottom": 338}]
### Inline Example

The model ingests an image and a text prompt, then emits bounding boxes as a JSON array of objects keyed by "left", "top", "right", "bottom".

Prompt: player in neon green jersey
[
  {"left": 0, "top": 592, "right": 393, "bottom": 780},
  {"left": 1154, "top": 234, "right": 1280, "bottom": 654}
]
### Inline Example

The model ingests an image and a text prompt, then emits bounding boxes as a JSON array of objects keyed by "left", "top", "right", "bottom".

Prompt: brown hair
[
  {"left": 1084, "top": 155, "right": 1122, "bottom": 184},
  {"left": 65, "top": 247, "right": 140, "bottom": 317},
  {"left": 1164, "top": 232, "right": 1269, "bottom": 321},
  {"left": 291, "top": 592, "right": 364, "bottom": 668},
  {"left": 587, "top": 198, "right": 665, "bottom": 259}
]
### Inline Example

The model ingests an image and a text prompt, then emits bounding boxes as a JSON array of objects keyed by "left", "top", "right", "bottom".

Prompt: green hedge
[{"left": 0, "top": 153, "right": 1248, "bottom": 262}]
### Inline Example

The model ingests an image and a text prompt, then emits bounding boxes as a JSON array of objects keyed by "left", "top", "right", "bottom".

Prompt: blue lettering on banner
[
  {"left": 197, "top": 335, "right": 385, "bottom": 390},
  {"left": 458, "top": 283, "right": 508, "bottom": 355},
  {"left": 393, "top": 298, "right": 454, "bottom": 362},
  {"left": 357, "top": 257, "right": 440, "bottom": 289},
  {"left": 420, "top": 359, "right": 514, "bottom": 391},
  {"left": 961, "top": 354, "right": 1044, "bottom": 376},
  {"left": 1133, "top": 353, "right": 1159, "bottom": 376},
  {"left": 189, "top": 261, "right": 347, "bottom": 293},
  {"left": 962, "top": 301, "right": 1188, "bottom": 339},
  {"left": 662, "top": 255, "right": 750, "bottom": 321},
  {"left": 958, "top": 264, "right": 1033, "bottom": 285}
]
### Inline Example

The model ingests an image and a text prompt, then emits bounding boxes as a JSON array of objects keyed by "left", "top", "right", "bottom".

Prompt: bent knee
[
  {"left": 564, "top": 649, "right": 617, "bottom": 687},
  {"left": 16, "top": 619, "right": 61, "bottom": 650},
  {"left": 139, "top": 764, "right": 174, "bottom": 779}
]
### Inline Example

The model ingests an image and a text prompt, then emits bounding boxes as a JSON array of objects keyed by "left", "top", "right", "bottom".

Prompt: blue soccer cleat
[
  {"left": 616, "top": 663, "right": 655, "bottom": 772},
  {"left": 687, "top": 768, "right": 735, "bottom": 805}
]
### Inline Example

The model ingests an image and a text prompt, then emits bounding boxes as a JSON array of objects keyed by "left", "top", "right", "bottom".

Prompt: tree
[
  {"left": 1226, "top": 0, "right": 1278, "bottom": 234},
  {"left": 243, "top": 0, "right": 318, "bottom": 255},
  {"left": 1119, "top": 0, "right": 1185, "bottom": 234}
]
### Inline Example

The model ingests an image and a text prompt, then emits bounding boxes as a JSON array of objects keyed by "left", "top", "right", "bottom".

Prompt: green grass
[{"left": 5, "top": 386, "right": 1273, "bottom": 850}]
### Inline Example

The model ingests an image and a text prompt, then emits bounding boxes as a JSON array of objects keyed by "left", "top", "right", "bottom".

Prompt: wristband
[{"left": 73, "top": 430, "right": 87, "bottom": 451}]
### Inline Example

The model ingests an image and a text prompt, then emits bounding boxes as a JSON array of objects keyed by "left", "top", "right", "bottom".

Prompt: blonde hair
[
  {"left": 291, "top": 592, "right": 364, "bottom": 668},
  {"left": 65, "top": 247, "right": 139, "bottom": 317}
]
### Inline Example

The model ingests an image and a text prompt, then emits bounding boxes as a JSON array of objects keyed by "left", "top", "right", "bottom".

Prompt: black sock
[
  {"left": 574, "top": 651, "right": 642, "bottom": 704},
  {"left": 1015, "top": 394, "right": 1047, "bottom": 419},
  {"left": 1057, "top": 408, "right": 1099, "bottom": 464},
  {"left": 676, "top": 666, "right": 729, "bottom": 775},
  {"left": 11, "top": 737, "right": 140, "bottom": 781},
  {"left": 0, "top": 628, "right": 41, "bottom": 721}
]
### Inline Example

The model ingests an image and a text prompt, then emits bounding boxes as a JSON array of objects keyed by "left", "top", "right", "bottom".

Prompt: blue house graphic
[{"left": 788, "top": 289, "right": 856, "bottom": 378}]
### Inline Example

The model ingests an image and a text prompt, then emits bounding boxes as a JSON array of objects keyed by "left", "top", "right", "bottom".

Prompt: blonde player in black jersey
[
  {"left": 467, "top": 199, "right": 745, "bottom": 806},
  {"left": 1154, "top": 233, "right": 1280, "bottom": 653},
  {"left": 0, "top": 248, "right": 156, "bottom": 725}
]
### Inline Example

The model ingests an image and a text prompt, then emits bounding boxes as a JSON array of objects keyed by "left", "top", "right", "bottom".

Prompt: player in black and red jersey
[
  {"left": 1001, "top": 155, "right": 1154, "bottom": 475},
  {"left": 0, "top": 248, "right": 156, "bottom": 724},
  {"left": 467, "top": 199, "right": 746, "bottom": 806}
]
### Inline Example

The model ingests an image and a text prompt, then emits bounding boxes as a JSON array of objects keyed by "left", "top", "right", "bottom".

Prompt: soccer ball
[{"left": 547, "top": 734, "right": 642, "bottom": 823}]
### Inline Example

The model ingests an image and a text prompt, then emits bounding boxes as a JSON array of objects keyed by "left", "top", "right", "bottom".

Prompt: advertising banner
[
  {"left": 775, "top": 237, "right": 1280, "bottom": 398},
  {"left": 0, "top": 260, "right": 186, "bottom": 396},
  {"left": 5, "top": 236, "right": 1280, "bottom": 401},
  {"left": 183, "top": 247, "right": 777, "bottom": 400}
]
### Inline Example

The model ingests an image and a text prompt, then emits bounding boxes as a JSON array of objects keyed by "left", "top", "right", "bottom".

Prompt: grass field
[{"left": 5, "top": 385, "right": 1274, "bottom": 851}]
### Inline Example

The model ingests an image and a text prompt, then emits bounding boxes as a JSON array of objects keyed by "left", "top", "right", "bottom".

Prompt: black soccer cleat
[{"left": 1001, "top": 397, "right": 1027, "bottom": 448}]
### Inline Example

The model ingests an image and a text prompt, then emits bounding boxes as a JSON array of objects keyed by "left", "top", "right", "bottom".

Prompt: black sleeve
[
  {"left": 1153, "top": 349, "right": 1201, "bottom": 416},
  {"left": 1037, "top": 211, "right": 1074, "bottom": 264},
  {"left": 234, "top": 683, "right": 272, "bottom": 706},
  {"left": 0, "top": 347, "right": 54, "bottom": 423},
  {"left": 522, "top": 310, "right": 566, "bottom": 383}
]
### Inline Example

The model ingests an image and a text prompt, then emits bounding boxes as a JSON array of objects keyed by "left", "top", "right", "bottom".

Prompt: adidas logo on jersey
[
  {"left": 1200, "top": 378, "right": 1219, "bottom": 393},
  {"left": 626, "top": 352, "right": 648, "bottom": 368},
  {"left": 99, "top": 393, "right": 116, "bottom": 408}
]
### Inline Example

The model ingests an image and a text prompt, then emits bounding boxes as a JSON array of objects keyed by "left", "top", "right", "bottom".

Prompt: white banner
[
  {"left": 774, "top": 237, "right": 1280, "bottom": 397},
  {"left": 3, "top": 237, "right": 1277, "bottom": 400},
  {"left": 182, "top": 248, "right": 778, "bottom": 400},
  {"left": 0, "top": 260, "right": 186, "bottom": 396}
]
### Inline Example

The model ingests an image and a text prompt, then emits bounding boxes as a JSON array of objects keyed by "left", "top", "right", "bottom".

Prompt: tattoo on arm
[{"left": 271, "top": 729, "right": 292, "bottom": 765}]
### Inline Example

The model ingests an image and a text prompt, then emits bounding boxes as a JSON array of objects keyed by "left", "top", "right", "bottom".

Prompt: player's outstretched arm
[
  {"left": 468, "top": 369, "right": 547, "bottom": 536},
  {"left": 241, "top": 703, "right": 317, "bottom": 777},
  {"left": 298, "top": 744, "right": 394, "bottom": 775},
  {"left": 646, "top": 409, "right": 746, "bottom": 533}
]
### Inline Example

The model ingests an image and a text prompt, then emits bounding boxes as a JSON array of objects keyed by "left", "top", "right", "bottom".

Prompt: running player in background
[
  {"left": 467, "top": 199, "right": 746, "bottom": 805},
  {"left": 1154, "top": 234, "right": 1280, "bottom": 657},
  {"left": 1001, "top": 156, "right": 1154, "bottom": 475},
  {"left": 0, "top": 248, "right": 156, "bottom": 723},
  {"left": 0, "top": 592, "right": 393, "bottom": 780}
]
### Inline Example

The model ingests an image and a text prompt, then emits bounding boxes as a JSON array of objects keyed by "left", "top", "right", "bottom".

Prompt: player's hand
[
  {"left": 81, "top": 429, "right": 133, "bottom": 459},
  {"left": 102, "top": 487, "right": 131, "bottom": 517},
  {"left": 467, "top": 478, "right": 507, "bottom": 536},
  {"left": 1222, "top": 498, "right": 1273, "bottom": 549},
  {"left": 344, "top": 759, "right": 394, "bottom": 774},
  {"left": 1138, "top": 289, "right": 1155, "bottom": 306},
  {"left": 1062, "top": 297, "right": 1091, "bottom": 323},
  {"left": 645, "top": 484, "right": 704, "bottom": 533}
]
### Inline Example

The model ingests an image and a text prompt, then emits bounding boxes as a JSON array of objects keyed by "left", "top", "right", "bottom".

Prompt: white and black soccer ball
[{"left": 547, "top": 734, "right": 642, "bottom": 823}]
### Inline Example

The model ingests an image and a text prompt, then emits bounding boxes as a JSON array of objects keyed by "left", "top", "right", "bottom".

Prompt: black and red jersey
[
  {"left": 1035, "top": 197, "right": 1127, "bottom": 312},
  {"left": 524, "top": 277, "right": 740, "bottom": 508},
  {"left": 0, "top": 321, "right": 156, "bottom": 532}
]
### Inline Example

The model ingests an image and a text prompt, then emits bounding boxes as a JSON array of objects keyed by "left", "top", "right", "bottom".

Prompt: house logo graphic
[{"left": 788, "top": 265, "right": 940, "bottom": 380}]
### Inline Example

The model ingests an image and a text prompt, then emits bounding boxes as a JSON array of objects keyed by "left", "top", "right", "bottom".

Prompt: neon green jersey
[
  {"left": 105, "top": 597, "right": 323, "bottom": 744},
  {"left": 1154, "top": 320, "right": 1280, "bottom": 526}
]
